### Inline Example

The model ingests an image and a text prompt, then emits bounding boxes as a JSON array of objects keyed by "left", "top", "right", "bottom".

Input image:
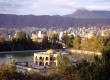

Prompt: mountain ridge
[
  {"left": 64, "top": 9, "right": 110, "bottom": 19},
  {"left": 0, "top": 10, "right": 110, "bottom": 28}
]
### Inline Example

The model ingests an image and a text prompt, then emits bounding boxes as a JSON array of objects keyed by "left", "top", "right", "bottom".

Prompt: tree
[
  {"left": 55, "top": 50, "right": 82, "bottom": 80},
  {"left": 49, "top": 34, "right": 59, "bottom": 43},
  {"left": 81, "top": 37, "right": 89, "bottom": 50},
  {"left": 42, "top": 36, "right": 50, "bottom": 49},
  {"left": 62, "top": 34, "right": 69, "bottom": 44},
  {"left": 76, "top": 37, "right": 110, "bottom": 80},
  {"left": 92, "top": 48, "right": 110, "bottom": 80},
  {"left": 73, "top": 36, "right": 81, "bottom": 49},
  {"left": 0, "top": 36, "right": 5, "bottom": 43},
  {"left": 57, "top": 51, "right": 71, "bottom": 75},
  {"left": 15, "top": 32, "right": 27, "bottom": 39},
  {"left": 96, "top": 36, "right": 109, "bottom": 51},
  {"left": 0, "top": 63, "right": 31, "bottom": 80},
  {"left": 62, "top": 34, "right": 74, "bottom": 48}
]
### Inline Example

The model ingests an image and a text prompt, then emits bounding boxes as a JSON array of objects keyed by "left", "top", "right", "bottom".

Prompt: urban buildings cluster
[{"left": 0, "top": 27, "right": 110, "bottom": 41}]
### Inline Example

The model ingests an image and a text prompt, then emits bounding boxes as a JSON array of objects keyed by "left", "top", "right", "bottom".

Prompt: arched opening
[
  {"left": 46, "top": 57, "right": 48, "bottom": 60},
  {"left": 39, "top": 62, "right": 43, "bottom": 66},
  {"left": 39, "top": 57, "right": 42, "bottom": 60},
  {"left": 46, "top": 62, "right": 48, "bottom": 66},
  {"left": 50, "top": 57, "right": 53, "bottom": 61},
  {"left": 54, "top": 62, "right": 56, "bottom": 66},
  {"left": 53, "top": 57, "right": 56, "bottom": 60}
]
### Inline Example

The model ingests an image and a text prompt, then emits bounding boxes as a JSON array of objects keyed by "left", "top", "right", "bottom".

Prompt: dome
[{"left": 47, "top": 49, "right": 55, "bottom": 54}]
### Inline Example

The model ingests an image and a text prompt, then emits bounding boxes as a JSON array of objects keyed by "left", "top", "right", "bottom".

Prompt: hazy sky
[{"left": 0, "top": 0, "right": 110, "bottom": 15}]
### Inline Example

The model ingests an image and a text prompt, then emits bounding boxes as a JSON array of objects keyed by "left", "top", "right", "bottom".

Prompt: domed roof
[{"left": 47, "top": 49, "right": 55, "bottom": 54}]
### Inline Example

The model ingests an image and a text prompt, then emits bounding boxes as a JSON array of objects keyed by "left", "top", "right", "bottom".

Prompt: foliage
[
  {"left": 0, "top": 36, "right": 5, "bottom": 43},
  {"left": 1, "top": 48, "right": 110, "bottom": 80},
  {"left": 76, "top": 41, "right": 110, "bottom": 80},
  {"left": 62, "top": 34, "right": 74, "bottom": 48},
  {"left": 1, "top": 34, "right": 110, "bottom": 80},
  {"left": 81, "top": 36, "right": 110, "bottom": 51},
  {"left": 0, "top": 63, "right": 31, "bottom": 80},
  {"left": 57, "top": 51, "right": 70, "bottom": 74},
  {"left": 60, "top": 35, "right": 110, "bottom": 80},
  {"left": 0, "top": 32, "right": 62, "bottom": 51},
  {"left": 62, "top": 34, "right": 110, "bottom": 52},
  {"left": 73, "top": 36, "right": 81, "bottom": 49}
]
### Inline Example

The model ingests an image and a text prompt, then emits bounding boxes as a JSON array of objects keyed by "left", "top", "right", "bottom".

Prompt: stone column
[
  {"left": 44, "top": 56, "right": 46, "bottom": 66},
  {"left": 38, "top": 56, "right": 39, "bottom": 66},
  {"left": 48, "top": 56, "right": 50, "bottom": 66}
]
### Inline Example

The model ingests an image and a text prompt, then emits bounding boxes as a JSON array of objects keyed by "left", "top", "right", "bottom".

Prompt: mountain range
[
  {"left": 65, "top": 9, "right": 110, "bottom": 19},
  {"left": 1, "top": 9, "right": 110, "bottom": 28}
]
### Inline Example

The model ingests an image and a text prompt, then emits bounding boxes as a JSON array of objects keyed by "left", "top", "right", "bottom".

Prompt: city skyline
[{"left": 0, "top": 0, "right": 110, "bottom": 15}]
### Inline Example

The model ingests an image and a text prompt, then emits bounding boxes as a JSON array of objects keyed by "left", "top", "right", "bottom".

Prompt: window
[
  {"left": 53, "top": 57, "right": 56, "bottom": 60},
  {"left": 39, "top": 62, "right": 43, "bottom": 66},
  {"left": 50, "top": 57, "right": 53, "bottom": 61},
  {"left": 39, "top": 57, "right": 42, "bottom": 60},
  {"left": 46, "top": 62, "right": 48, "bottom": 66},
  {"left": 46, "top": 57, "right": 48, "bottom": 60},
  {"left": 54, "top": 62, "right": 56, "bottom": 66}
]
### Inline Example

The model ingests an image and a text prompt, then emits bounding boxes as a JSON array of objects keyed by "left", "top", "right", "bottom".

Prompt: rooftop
[
  {"left": 34, "top": 49, "right": 58, "bottom": 55},
  {"left": 34, "top": 50, "right": 68, "bottom": 55}
]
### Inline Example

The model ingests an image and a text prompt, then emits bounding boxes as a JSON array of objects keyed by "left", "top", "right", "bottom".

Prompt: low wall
[{"left": 70, "top": 49, "right": 101, "bottom": 55}]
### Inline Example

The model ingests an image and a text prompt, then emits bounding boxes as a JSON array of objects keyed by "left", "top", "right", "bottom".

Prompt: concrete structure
[
  {"left": 38, "top": 31, "right": 47, "bottom": 38},
  {"left": 70, "top": 49, "right": 101, "bottom": 55},
  {"left": 34, "top": 49, "right": 59, "bottom": 66},
  {"left": 31, "top": 33, "right": 38, "bottom": 41},
  {"left": 59, "top": 32, "right": 63, "bottom": 41}
]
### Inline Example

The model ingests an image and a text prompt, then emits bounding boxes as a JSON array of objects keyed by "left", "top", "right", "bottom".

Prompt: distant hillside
[
  {"left": 64, "top": 9, "right": 110, "bottom": 19},
  {"left": 0, "top": 14, "right": 110, "bottom": 28}
]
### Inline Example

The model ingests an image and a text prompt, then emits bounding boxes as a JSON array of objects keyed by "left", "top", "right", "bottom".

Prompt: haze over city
[{"left": 0, "top": 0, "right": 110, "bottom": 15}]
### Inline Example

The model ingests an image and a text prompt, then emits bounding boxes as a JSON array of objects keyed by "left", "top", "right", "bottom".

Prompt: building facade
[{"left": 34, "top": 49, "right": 59, "bottom": 66}]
